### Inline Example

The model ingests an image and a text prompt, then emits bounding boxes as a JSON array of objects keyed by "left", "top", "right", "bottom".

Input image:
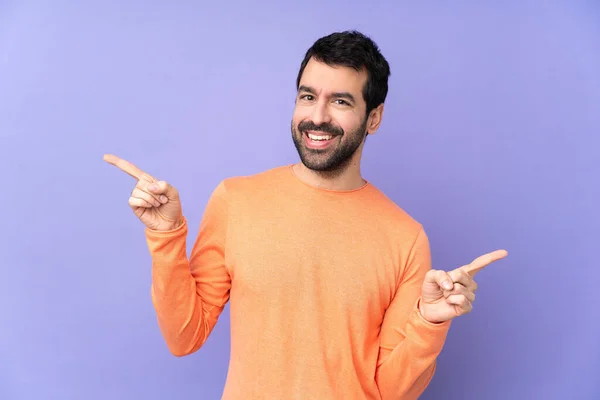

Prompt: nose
[{"left": 310, "top": 102, "right": 332, "bottom": 126}]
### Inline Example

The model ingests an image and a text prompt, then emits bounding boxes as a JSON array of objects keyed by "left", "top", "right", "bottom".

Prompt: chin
[{"left": 300, "top": 153, "right": 351, "bottom": 173}]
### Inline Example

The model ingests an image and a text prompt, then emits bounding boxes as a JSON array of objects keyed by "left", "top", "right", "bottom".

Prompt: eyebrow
[{"left": 298, "top": 85, "right": 356, "bottom": 104}]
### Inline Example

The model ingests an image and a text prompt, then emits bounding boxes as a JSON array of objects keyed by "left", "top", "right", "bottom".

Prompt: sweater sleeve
[
  {"left": 145, "top": 181, "right": 231, "bottom": 357},
  {"left": 375, "top": 226, "right": 451, "bottom": 400}
]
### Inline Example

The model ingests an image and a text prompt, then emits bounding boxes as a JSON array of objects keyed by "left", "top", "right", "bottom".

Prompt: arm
[
  {"left": 375, "top": 227, "right": 451, "bottom": 399},
  {"left": 145, "top": 181, "right": 231, "bottom": 356}
]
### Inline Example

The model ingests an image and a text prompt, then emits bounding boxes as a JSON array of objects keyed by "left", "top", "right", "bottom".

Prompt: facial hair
[{"left": 291, "top": 117, "right": 368, "bottom": 173}]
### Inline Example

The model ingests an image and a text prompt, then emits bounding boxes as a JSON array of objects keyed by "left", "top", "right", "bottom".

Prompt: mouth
[{"left": 303, "top": 131, "right": 339, "bottom": 150}]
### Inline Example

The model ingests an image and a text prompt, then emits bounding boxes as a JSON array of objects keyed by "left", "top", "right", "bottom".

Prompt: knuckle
[
  {"left": 140, "top": 173, "right": 154, "bottom": 182},
  {"left": 452, "top": 283, "right": 464, "bottom": 294}
]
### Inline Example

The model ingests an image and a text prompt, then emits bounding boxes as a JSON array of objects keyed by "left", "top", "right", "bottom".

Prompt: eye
[
  {"left": 334, "top": 99, "right": 350, "bottom": 106},
  {"left": 299, "top": 94, "right": 314, "bottom": 101}
]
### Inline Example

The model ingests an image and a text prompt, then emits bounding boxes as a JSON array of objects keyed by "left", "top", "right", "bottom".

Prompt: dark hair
[{"left": 296, "top": 30, "right": 391, "bottom": 116}]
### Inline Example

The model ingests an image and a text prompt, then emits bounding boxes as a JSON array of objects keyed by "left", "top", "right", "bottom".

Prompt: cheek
[
  {"left": 291, "top": 116, "right": 301, "bottom": 131},
  {"left": 337, "top": 115, "right": 362, "bottom": 133},
  {"left": 292, "top": 109, "right": 309, "bottom": 123}
]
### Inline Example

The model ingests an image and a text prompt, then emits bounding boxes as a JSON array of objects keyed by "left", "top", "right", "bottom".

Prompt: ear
[{"left": 366, "top": 103, "right": 384, "bottom": 135}]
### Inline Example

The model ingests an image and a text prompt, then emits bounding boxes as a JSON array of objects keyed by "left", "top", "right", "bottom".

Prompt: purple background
[{"left": 1, "top": 1, "right": 598, "bottom": 399}]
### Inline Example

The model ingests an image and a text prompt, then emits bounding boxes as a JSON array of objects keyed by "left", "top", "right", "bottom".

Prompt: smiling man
[
  {"left": 290, "top": 36, "right": 381, "bottom": 187},
  {"left": 105, "top": 30, "right": 507, "bottom": 399}
]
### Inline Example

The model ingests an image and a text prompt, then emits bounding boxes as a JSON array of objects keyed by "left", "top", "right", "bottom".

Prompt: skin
[{"left": 104, "top": 57, "right": 508, "bottom": 324}]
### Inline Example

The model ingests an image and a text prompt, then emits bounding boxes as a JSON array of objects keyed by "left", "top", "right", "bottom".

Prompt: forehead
[{"left": 299, "top": 58, "right": 367, "bottom": 97}]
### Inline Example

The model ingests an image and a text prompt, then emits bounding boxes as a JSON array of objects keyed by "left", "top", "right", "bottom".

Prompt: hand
[
  {"left": 103, "top": 154, "right": 183, "bottom": 231},
  {"left": 419, "top": 250, "right": 508, "bottom": 324}
]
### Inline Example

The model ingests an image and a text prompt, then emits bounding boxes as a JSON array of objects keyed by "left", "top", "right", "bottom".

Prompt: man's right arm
[{"left": 145, "top": 181, "right": 231, "bottom": 356}]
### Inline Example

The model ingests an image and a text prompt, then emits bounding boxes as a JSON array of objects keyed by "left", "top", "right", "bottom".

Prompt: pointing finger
[
  {"left": 103, "top": 154, "right": 151, "bottom": 181},
  {"left": 462, "top": 249, "right": 508, "bottom": 277}
]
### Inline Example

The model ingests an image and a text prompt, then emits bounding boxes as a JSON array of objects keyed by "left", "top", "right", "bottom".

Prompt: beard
[{"left": 291, "top": 117, "right": 368, "bottom": 173}]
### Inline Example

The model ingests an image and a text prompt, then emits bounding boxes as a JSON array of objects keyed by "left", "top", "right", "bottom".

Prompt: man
[{"left": 105, "top": 31, "right": 507, "bottom": 399}]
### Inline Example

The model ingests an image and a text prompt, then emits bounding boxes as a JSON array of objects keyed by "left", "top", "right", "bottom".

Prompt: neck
[{"left": 292, "top": 159, "right": 365, "bottom": 191}]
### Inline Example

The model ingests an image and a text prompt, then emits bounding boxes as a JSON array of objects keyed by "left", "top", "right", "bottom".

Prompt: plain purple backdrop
[{"left": 1, "top": 1, "right": 598, "bottom": 399}]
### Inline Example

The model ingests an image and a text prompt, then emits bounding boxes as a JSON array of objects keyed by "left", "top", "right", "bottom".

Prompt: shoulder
[
  {"left": 365, "top": 183, "right": 426, "bottom": 244},
  {"left": 215, "top": 164, "right": 291, "bottom": 198},
  {"left": 367, "top": 184, "right": 422, "bottom": 228}
]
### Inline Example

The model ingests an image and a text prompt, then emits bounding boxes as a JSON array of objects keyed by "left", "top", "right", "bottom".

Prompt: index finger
[
  {"left": 462, "top": 249, "right": 508, "bottom": 277},
  {"left": 103, "top": 154, "right": 147, "bottom": 180}
]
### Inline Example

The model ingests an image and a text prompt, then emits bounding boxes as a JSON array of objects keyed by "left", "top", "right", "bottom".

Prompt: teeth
[{"left": 308, "top": 133, "right": 333, "bottom": 141}]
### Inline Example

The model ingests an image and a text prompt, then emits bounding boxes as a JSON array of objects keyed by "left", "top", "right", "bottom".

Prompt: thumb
[
  {"left": 148, "top": 180, "right": 178, "bottom": 200},
  {"left": 424, "top": 269, "right": 453, "bottom": 291}
]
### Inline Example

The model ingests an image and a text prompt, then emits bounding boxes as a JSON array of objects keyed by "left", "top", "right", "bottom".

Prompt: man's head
[{"left": 291, "top": 30, "right": 391, "bottom": 173}]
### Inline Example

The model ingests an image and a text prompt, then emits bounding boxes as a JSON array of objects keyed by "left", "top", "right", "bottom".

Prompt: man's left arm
[
  {"left": 375, "top": 226, "right": 508, "bottom": 399},
  {"left": 375, "top": 226, "right": 450, "bottom": 400}
]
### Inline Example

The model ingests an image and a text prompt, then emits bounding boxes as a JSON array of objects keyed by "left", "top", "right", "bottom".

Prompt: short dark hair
[{"left": 296, "top": 30, "right": 391, "bottom": 116}]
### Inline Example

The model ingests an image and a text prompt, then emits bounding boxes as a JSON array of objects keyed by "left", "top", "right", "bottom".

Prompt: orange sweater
[{"left": 145, "top": 165, "right": 451, "bottom": 399}]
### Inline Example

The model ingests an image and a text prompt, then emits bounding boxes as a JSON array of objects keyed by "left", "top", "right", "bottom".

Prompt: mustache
[{"left": 298, "top": 120, "right": 344, "bottom": 136}]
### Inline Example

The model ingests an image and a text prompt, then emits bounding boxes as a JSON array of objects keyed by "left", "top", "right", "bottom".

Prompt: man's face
[{"left": 291, "top": 58, "right": 371, "bottom": 173}]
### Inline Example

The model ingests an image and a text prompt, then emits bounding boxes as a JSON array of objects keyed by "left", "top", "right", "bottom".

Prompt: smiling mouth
[
  {"left": 303, "top": 131, "right": 340, "bottom": 150},
  {"left": 306, "top": 132, "right": 334, "bottom": 141}
]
